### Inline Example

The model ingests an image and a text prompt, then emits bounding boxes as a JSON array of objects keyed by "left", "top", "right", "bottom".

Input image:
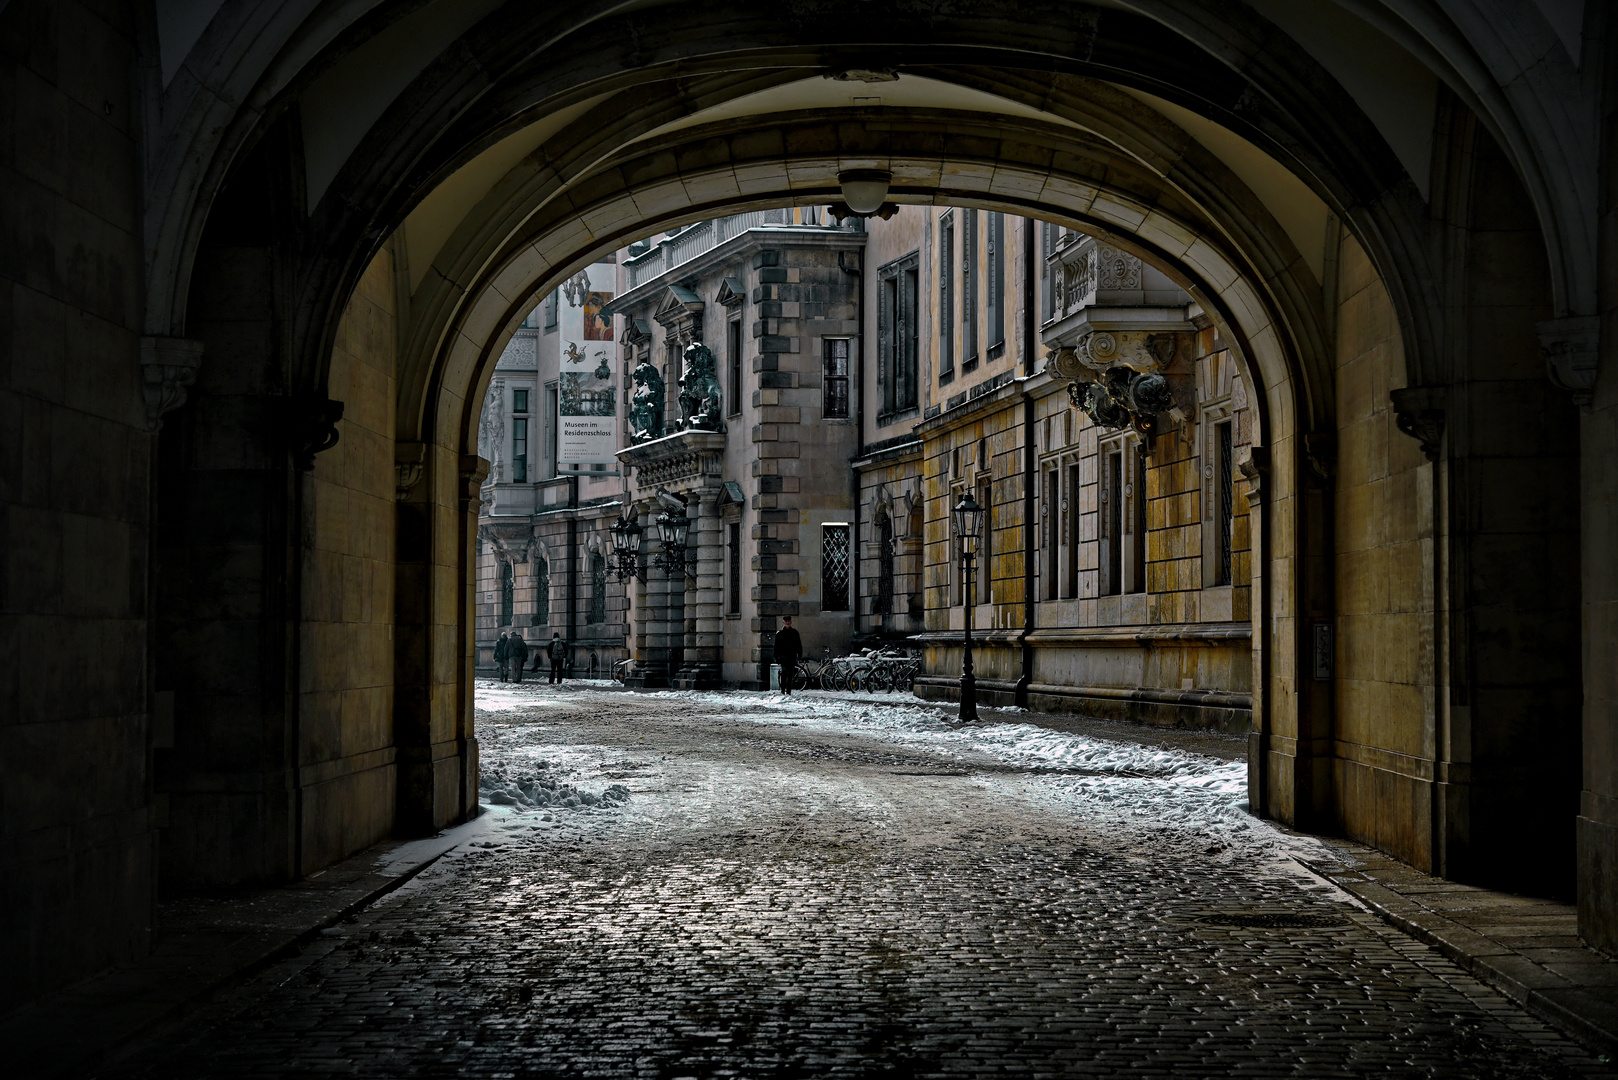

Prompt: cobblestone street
[{"left": 101, "top": 687, "right": 1611, "bottom": 1078}]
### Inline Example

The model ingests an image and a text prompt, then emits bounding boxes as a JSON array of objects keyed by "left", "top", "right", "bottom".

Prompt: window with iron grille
[
  {"left": 823, "top": 338, "right": 850, "bottom": 418},
  {"left": 822, "top": 524, "right": 850, "bottom": 611},
  {"left": 1217, "top": 421, "right": 1234, "bottom": 586},
  {"left": 728, "top": 522, "right": 742, "bottom": 615},
  {"left": 534, "top": 557, "right": 549, "bottom": 625},
  {"left": 588, "top": 552, "right": 607, "bottom": 624}
]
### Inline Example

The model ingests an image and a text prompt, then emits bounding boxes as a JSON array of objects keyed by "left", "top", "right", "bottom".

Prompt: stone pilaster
[{"left": 676, "top": 488, "right": 725, "bottom": 688}]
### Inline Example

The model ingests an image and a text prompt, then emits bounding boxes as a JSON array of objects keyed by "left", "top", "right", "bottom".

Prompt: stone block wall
[
  {"left": 298, "top": 249, "right": 400, "bottom": 872},
  {"left": 0, "top": 0, "right": 155, "bottom": 1010}
]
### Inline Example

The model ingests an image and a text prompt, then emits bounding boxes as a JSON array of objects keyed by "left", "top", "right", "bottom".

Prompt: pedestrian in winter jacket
[
  {"left": 493, "top": 632, "right": 510, "bottom": 682},
  {"left": 774, "top": 616, "right": 803, "bottom": 695},
  {"left": 547, "top": 633, "right": 567, "bottom": 685},
  {"left": 508, "top": 631, "right": 529, "bottom": 683}
]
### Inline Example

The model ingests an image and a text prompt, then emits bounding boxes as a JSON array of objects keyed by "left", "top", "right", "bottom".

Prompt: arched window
[
  {"left": 874, "top": 512, "right": 894, "bottom": 616},
  {"left": 534, "top": 557, "right": 549, "bottom": 625},
  {"left": 588, "top": 552, "right": 607, "bottom": 624},
  {"left": 499, "top": 560, "right": 514, "bottom": 625}
]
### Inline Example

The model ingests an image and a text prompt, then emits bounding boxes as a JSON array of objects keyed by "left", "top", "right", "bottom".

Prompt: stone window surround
[{"left": 1095, "top": 427, "right": 1148, "bottom": 598}]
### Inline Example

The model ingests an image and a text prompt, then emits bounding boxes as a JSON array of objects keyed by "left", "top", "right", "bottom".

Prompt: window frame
[
  {"left": 987, "top": 212, "right": 1005, "bottom": 352},
  {"left": 938, "top": 212, "right": 955, "bottom": 384},
  {"left": 822, "top": 337, "right": 851, "bottom": 419},
  {"left": 875, "top": 252, "right": 920, "bottom": 423},
  {"left": 726, "top": 315, "right": 743, "bottom": 417},
  {"left": 961, "top": 208, "right": 979, "bottom": 371},
  {"left": 821, "top": 523, "right": 851, "bottom": 612}
]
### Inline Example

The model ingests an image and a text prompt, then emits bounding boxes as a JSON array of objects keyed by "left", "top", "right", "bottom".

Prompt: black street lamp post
[{"left": 953, "top": 493, "right": 985, "bottom": 723}]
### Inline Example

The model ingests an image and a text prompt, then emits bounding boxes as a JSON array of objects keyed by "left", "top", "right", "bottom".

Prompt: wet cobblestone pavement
[{"left": 102, "top": 686, "right": 1613, "bottom": 1078}]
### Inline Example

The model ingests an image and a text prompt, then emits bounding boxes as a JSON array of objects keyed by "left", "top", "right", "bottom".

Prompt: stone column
[{"left": 676, "top": 488, "right": 725, "bottom": 688}]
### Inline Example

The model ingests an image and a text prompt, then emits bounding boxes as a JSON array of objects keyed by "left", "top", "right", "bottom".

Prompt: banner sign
[{"left": 558, "top": 263, "right": 616, "bottom": 466}]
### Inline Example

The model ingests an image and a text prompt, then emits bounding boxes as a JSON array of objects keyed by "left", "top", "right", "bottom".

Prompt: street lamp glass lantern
[
  {"left": 610, "top": 515, "right": 641, "bottom": 554},
  {"left": 656, "top": 510, "right": 690, "bottom": 551},
  {"left": 953, "top": 494, "right": 985, "bottom": 556}
]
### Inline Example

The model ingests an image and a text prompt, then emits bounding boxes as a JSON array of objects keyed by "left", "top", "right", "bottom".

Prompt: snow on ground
[{"left": 469, "top": 680, "right": 1345, "bottom": 892}]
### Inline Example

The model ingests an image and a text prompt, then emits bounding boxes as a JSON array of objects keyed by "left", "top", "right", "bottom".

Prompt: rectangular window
[
  {"left": 512, "top": 417, "right": 528, "bottom": 482},
  {"left": 1103, "top": 451, "right": 1123, "bottom": 596},
  {"left": 1129, "top": 445, "right": 1147, "bottom": 594},
  {"left": 822, "top": 524, "right": 850, "bottom": 611},
  {"left": 1044, "top": 470, "right": 1058, "bottom": 601},
  {"left": 513, "top": 388, "right": 529, "bottom": 414},
  {"left": 902, "top": 265, "right": 919, "bottom": 410},
  {"left": 977, "top": 480, "right": 992, "bottom": 605},
  {"left": 939, "top": 214, "right": 954, "bottom": 381},
  {"left": 544, "top": 290, "right": 559, "bottom": 329},
  {"left": 728, "top": 522, "right": 742, "bottom": 615},
  {"left": 588, "top": 553, "right": 606, "bottom": 624},
  {"left": 1041, "top": 221, "right": 1055, "bottom": 321},
  {"left": 876, "top": 254, "right": 919, "bottom": 419},
  {"left": 823, "top": 338, "right": 850, "bottom": 418},
  {"left": 962, "top": 208, "right": 978, "bottom": 369},
  {"left": 988, "top": 212, "right": 1005, "bottom": 349},
  {"left": 1217, "top": 421, "right": 1234, "bottom": 586},
  {"left": 727, "top": 318, "right": 743, "bottom": 416},
  {"left": 1065, "top": 462, "right": 1081, "bottom": 598},
  {"left": 544, "top": 385, "right": 558, "bottom": 478}
]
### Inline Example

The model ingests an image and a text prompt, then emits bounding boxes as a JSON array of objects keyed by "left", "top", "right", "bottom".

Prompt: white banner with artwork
[{"left": 558, "top": 262, "right": 616, "bottom": 467}]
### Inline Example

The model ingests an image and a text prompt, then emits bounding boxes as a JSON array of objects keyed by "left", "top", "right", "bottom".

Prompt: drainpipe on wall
[{"left": 840, "top": 249, "right": 864, "bottom": 637}]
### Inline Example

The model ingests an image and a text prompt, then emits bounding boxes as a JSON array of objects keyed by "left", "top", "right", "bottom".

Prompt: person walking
[
  {"left": 547, "top": 632, "right": 567, "bottom": 685},
  {"left": 508, "top": 630, "right": 529, "bottom": 683},
  {"left": 774, "top": 615, "right": 803, "bottom": 696},
  {"left": 493, "top": 632, "right": 510, "bottom": 682}
]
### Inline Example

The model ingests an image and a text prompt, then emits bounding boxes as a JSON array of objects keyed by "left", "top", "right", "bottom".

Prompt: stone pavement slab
[
  {"left": 1302, "top": 838, "right": 1618, "bottom": 1060},
  {"left": 0, "top": 831, "right": 461, "bottom": 1080}
]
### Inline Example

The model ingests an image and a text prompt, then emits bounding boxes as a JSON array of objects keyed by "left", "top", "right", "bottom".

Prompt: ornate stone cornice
[
  {"left": 460, "top": 454, "right": 491, "bottom": 504},
  {"left": 617, "top": 429, "right": 726, "bottom": 488},
  {"left": 140, "top": 336, "right": 204, "bottom": 432},
  {"left": 1390, "top": 386, "right": 1446, "bottom": 462}
]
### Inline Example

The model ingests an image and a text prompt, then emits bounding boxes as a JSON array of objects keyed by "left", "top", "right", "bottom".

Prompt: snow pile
[{"left": 482, "top": 775, "right": 631, "bottom": 812}]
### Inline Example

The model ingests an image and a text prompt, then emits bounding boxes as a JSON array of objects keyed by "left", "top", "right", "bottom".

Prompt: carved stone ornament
[
  {"left": 1389, "top": 386, "right": 1445, "bottom": 462},
  {"left": 1303, "top": 432, "right": 1336, "bottom": 481},
  {"left": 395, "top": 443, "right": 426, "bottom": 500},
  {"left": 1537, "top": 314, "right": 1598, "bottom": 407},
  {"left": 1237, "top": 445, "right": 1268, "bottom": 504},
  {"left": 1073, "top": 329, "right": 1176, "bottom": 373},
  {"left": 460, "top": 454, "right": 491, "bottom": 504},
  {"left": 140, "top": 336, "right": 204, "bottom": 432},
  {"left": 292, "top": 398, "right": 344, "bottom": 471},
  {"left": 677, "top": 341, "right": 723, "bottom": 432},
  {"left": 1095, "top": 244, "right": 1142, "bottom": 291},
  {"left": 628, "top": 355, "right": 666, "bottom": 443}
]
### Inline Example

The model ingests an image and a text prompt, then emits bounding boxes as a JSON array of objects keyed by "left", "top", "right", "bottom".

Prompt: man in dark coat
[
  {"left": 774, "top": 616, "right": 803, "bottom": 695},
  {"left": 508, "top": 631, "right": 529, "bottom": 683},
  {"left": 547, "top": 632, "right": 567, "bottom": 685},
  {"left": 493, "top": 632, "right": 509, "bottom": 682}
]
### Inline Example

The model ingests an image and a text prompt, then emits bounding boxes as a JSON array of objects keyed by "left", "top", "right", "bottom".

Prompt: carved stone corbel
[
  {"left": 1303, "top": 433, "right": 1336, "bottom": 482},
  {"left": 140, "top": 336, "right": 204, "bottom": 431},
  {"left": 1390, "top": 386, "right": 1445, "bottom": 462},
  {"left": 293, "top": 398, "right": 344, "bottom": 471},
  {"left": 1237, "top": 445, "right": 1268, "bottom": 505},
  {"left": 1537, "top": 315, "right": 1598, "bottom": 407},
  {"left": 460, "top": 454, "right": 491, "bottom": 505},
  {"left": 395, "top": 442, "right": 426, "bottom": 500}
]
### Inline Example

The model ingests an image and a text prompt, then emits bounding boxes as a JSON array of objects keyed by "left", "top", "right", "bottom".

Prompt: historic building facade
[
  {"left": 473, "top": 257, "right": 630, "bottom": 679},
  {"left": 853, "top": 211, "right": 1255, "bottom": 730},
  {"left": 614, "top": 209, "right": 866, "bottom": 687}
]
